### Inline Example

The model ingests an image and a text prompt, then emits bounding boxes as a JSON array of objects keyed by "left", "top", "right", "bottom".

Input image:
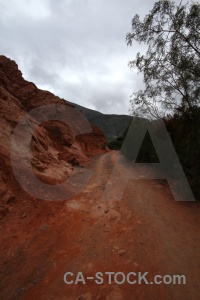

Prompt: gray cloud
[{"left": 0, "top": 0, "right": 185, "bottom": 114}]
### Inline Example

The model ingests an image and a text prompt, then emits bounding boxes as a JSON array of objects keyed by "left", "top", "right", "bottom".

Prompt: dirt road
[{"left": 0, "top": 151, "right": 200, "bottom": 299}]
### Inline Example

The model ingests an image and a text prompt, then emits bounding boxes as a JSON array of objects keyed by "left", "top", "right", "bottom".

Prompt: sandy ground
[{"left": 0, "top": 151, "right": 200, "bottom": 299}]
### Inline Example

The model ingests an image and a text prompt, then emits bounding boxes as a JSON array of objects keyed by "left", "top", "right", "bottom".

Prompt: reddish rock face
[{"left": 0, "top": 55, "right": 107, "bottom": 207}]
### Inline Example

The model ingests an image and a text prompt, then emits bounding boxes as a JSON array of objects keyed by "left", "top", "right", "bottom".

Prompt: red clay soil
[
  {"left": 0, "top": 151, "right": 200, "bottom": 300},
  {"left": 0, "top": 55, "right": 200, "bottom": 300}
]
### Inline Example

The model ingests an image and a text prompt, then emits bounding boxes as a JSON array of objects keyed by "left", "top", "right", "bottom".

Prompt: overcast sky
[{"left": 0, "top": 0, "right": 184, "bottom": 115}]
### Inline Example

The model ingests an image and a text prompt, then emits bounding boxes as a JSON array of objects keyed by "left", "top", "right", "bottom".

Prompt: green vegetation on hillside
[{"left": 107, "top": 125, "right": 130, "bottom": 150}]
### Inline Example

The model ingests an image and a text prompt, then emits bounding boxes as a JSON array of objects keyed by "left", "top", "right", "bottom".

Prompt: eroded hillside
[{"left": 0, "top": 55, "right": 107, "bottom": 215}]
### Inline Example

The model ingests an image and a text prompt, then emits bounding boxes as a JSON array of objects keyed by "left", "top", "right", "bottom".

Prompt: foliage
[
  {"left": 121, "top": 109, "right": 200, "bottom": 200},
  {"left": 127, "top": 0, "right": 200, "bottom": 119},
  {"left": 107, "top": 125, "right": 130, "bottom": 150},
  {"left": 107, "top": 139, "right": 123, "bottom": 150},
  {"left": 135, "top": 131, "right": 159, "bottom": 163},
  {"left": 164, "top": 107, "right": 200, "bottom": 200}
]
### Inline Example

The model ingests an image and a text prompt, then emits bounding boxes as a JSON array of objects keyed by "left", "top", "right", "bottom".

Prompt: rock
[
  {"left": 0, "top": 207, "right": 9, "bottom": 219},
  {"left": 0, "top": 173, "right": 15, "bottom": 206},
  {"left": 136, "top": 220, "right": 142, "bottom": 225},
  {"left": 76, "top": 293, "right": 92, "bottom": 300},
  {"left": 3, "top": 192, "right": 15, "bottom": 205},
  {"left": 113, "top": 246, "right": 119, "bottom": 250},
  {"left": 0, "top": 179, "right": 6, "bottom": 196},
  {"left": 103, "top": 225, "right": 110, "bottom": 232},
  {"left": 97, "top": 296, "right": 105, "bottom": 300},
  {"left": 38, "top": 224, "right": 49, "bottom": 230},
  {"left": 8, "top": 206, "right": 13, "bottom": 212},
  {"left": 20, "top": 212, "right": 27, "bottom": 219},
  {"left": 31, "top": 158, "right": 47, "bottom": 171},
  {"left": 33, "top": 277, "right": 41, "bottom": 284},
  {"left": 83, "top": 262, "right": 93, "bottom": 272},
  {"left": 133, "top": 261, "right": 138, "bottom": 267},
  {"left": 107, "top": 210, "right": 121, "bottom": 221},
  {"left": 127, "top": 211, "right": 132, "bottom": 219},
  {"left": 106, "top": 287, "right": 123, "bottom": 300},
  {"left": 118, "top": 250, "right": 125, "bottom": 256}
]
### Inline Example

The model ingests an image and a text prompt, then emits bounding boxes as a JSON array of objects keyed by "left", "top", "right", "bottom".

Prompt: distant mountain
[{"left": 70, "top": 102, "right": 133, "bottom": 141}]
